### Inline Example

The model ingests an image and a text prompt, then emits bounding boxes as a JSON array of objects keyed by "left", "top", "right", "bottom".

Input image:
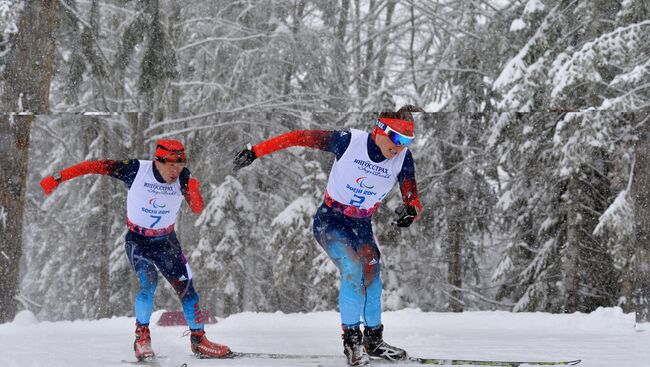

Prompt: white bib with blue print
[
  {"left": 127, "top": 160, "right": 183, "bottom": 229},
  {"left": 325, "top": 129, "right": 407, "bottom": 210}
]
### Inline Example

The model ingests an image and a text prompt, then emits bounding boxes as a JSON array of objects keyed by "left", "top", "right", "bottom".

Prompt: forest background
[{"left": 1, "top": 0, "right": 649, "bottom": 324}]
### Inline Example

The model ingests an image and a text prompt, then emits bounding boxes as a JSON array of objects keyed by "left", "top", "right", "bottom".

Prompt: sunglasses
[
  {"left": 155, "top": 144, "right": 187, "bottom": 163},
  {"left": 375, "top": 120, "right": 414, "bottom": 146}
]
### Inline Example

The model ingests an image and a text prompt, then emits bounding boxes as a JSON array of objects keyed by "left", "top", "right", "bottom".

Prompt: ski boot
[
  {"left": 134, "top": 324, "right": 155, "bottom": 361},
  {"left": 343, "top": 325, "right": 370, "bottom": 366},
  {"left": 190, "top": 329, "right": 232, "bottom": 358},
  {"left": 363, "top": 324, "right": 407, "bottom": 361}
]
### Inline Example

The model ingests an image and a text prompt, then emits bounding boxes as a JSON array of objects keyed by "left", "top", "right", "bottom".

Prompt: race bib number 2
[{"left": 349, "top": 194, "right": 365, "bottom": 207}]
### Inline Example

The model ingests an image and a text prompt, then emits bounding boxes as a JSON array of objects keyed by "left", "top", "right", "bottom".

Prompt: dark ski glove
[
  {"left": 233, "top": 144, "right": 257, "bottom": 172},
  {"left": 393, "top": 205, "right": 418, "bottom": 228}
]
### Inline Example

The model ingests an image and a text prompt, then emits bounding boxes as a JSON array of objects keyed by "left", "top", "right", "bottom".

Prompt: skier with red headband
[
  {"left": 233, "top": 105, "right": 424, "bottom": 366},
  {"left": 40, "top": 140, "right": 232, "bottom": 362}
]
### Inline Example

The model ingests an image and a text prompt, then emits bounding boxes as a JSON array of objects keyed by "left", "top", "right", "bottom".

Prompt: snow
[
  {"left": 10, "top": 310, "right": 38, "bottom": 325},
  {"left": 1, "top": 308, "right": 648, "bottom": 367},
  {"left": 510, "top": 19, "right": 527, "bottom": 32},
  {"left": 594, "top": 190, "right": 633, "bottom": 236},
  {"left": 493, "top": 57, "right": 525, "bottom": 91},
  {"left": 522, "top": 0, "right": 545, "bottom": 16},
  {"left": 270, "top": 197, "right": 317, "bottom": 227},
  {"left": 496, "top": 190, "right": 514, "bottom": 211},
  {"left": 0, "top": 205, "right": 6, "bottom": 230}
]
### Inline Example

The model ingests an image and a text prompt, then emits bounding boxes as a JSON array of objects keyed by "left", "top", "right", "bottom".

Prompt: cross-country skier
[
  {"left": 40, "top": 140, "right": 232, "bottom": 362},
  {"left": 232, "top": 105, "right": 424, "bottom": 366}
]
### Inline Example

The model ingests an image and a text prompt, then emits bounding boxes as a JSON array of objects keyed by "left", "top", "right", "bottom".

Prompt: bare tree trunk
[
  {"left": 96, "top": 121, "right": 111, "bottom": 319},
  {"left": 0, "top": 121, "right": 31, "bottom": 323},
  {"left": 441, "top": 125, "right": 465, "bottom": 312},
  {"left": 447, "top": 211, "right": 464, "bottom": 312},
  {"left": 0, "top": 0, "right": 59, "bottom": 323},
  {"left": 564, "top": 175, "right": 580, "bottom": 313},
  {"left": 282, "top": 1, "right": 305, "bottom": 96},
  {"left": 373, "top": 0, "right": 396, "bottom": 88},
  {"left": 632, "top": 121, "right": 650, "bottom": 323},
  {"left": 168, "top": 0, "right": 182, "bottom": 114},
  {"left": 1, "top": 0, "right": 59, "bottom": 113},
  {"left": 330, "top": 0, "right": 350, "bottom": 110},
  {"left": 359, "top": 0, "right": 375, "bottom": 99},
  {"left": 87, "top": 0, "right": 108, "bottom": 109},
  {"left": 353, "top": 0, "right": 361, "bottom": 95}
]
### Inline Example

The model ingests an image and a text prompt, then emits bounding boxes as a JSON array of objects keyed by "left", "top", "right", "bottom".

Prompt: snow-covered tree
[{"left": 192, "top": 175, "right": 264, "bottom": 315}]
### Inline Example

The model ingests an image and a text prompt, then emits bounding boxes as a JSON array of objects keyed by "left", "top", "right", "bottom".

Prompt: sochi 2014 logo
[
  {"left": 148, "top": 198, "right": 167, "bottom": 209},
  {"left": 356, "top": 177, "right": 374, "bottom": 189}
]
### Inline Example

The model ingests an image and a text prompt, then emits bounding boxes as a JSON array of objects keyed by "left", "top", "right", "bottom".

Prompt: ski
[
  {"left": 121, "top": 355, "right": 174, "bottom": 367},
  {"left": 230, "top": 351, "right": 337, "bottom": 360},
  {"left": 231, "top": 352, "right": 371, "bottom": 366},
  {"left": 121, "top": 359, "right": 187, "bottom": 367},
  {"left": 230, "top": 352, "right": 580, "bottom": 366},
  {"left": 121, "top": 359, "right": 160, "bottom": 367},
  {"left": 398, "top": 356, "right": 581, "bottom": 366}
]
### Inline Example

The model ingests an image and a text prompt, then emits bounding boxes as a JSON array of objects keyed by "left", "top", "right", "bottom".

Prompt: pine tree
[
  {"left": 270, "top": 161, "right": 327, "bottom": 312},
  {"left": 192, "top": 175, "right": 264, "bottom": 315}
]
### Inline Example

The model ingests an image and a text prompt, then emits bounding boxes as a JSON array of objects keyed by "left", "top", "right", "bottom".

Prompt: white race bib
[
  {"left": 126, "top": 160, "right": 183, "bottom": 229},
  {"left": 325, "top": 129, "right": 407, "bottom": 210}
]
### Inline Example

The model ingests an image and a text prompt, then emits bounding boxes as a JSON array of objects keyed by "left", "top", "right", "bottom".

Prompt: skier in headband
[{"left": 233, "top": 105, "right": 424, "bottom": 366}]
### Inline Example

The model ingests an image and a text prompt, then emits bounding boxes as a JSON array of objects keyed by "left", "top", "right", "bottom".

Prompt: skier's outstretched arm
[
  {"left": 232, "top": 130, "right": 351, "bottom": 171},
  {"left": 179, "top": 168, "right": 204, "bottom": 214},
  {"left": 394, "top": 151, "right": 423, "bottom": 228},
  {"left": 40, "top": 159, "right": 137, "bottom": 195}
]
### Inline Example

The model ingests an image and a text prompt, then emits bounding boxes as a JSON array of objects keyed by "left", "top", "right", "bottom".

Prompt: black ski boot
[
  {"left": 342, "top": 325, "right": 370, "bottom": 366},
  {"left": 363, "top": 324, "right": 407, "bottom": 361}
]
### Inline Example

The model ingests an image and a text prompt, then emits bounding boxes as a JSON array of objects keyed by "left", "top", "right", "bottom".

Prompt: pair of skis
[
  {"left": 230, "top": 352, "right": 581, "bottom": 366},
  {"left": 123, "top": 352, "right": 581, "bottom": 366}
]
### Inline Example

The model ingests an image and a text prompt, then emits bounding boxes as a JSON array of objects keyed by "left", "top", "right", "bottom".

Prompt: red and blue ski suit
[
  {"left": 251, "top": 130, "right": 422, "bottom": 329},
  {"left": 43, "top": 159, "right": 207, "bottom": 330}
]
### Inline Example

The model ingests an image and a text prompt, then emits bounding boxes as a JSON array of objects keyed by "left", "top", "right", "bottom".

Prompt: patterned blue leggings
[
  {"left": 125, "top": 231, "right": 204, "bottom": 330},
  {"left": 313, "top": 204, "right": 382, "bottom": 328}
]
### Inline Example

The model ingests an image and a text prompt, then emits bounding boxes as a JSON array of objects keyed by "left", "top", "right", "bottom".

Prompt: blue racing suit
[{"left": 313, "top": 204, "right": 382, "bottom": 327}]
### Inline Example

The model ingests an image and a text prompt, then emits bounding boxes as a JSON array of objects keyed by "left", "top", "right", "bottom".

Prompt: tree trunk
[
  {"left": 168, "top": 0, "right": 182, "bottom": 114},
  {"left": 282, "top": 1, "right": 305, "bottom": 97},
  {"left": 0, "top": 0, "right": 59, "bottom": 323},
  {"left": 447, "top": 211, "right": 464, "bottom": 312},
  {"left": 564, "top": 175, "right": 580, "bottom": 313},
  {"left": 373, "top": 0, "right": 396, "bottom": 88},
  {"left": 441, "top": 125, "right": 465, "bottom": 312},
  {"left": 359, "top": 0, "right": 375, "bottom": 99},
  {"left": 96, "top": 121, "right": 111, "bottom": 319},
  {"left": 2, "top": 0, "right": 59, "bottom": 113},
  {"left": 632, "top": 121, "right": 650, "bottom": 323},
  {"left": 0, "top": 121, "right": 31, "bottom": 323},
  {"left": 330, "top": 0, "right": 350, "bottom": 110},
  {"left": 353, "top": 0, "right": 361, "bottom": 95}
]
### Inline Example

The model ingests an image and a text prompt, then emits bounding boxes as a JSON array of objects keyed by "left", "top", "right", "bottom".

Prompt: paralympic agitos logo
[
  {"left": 148, "top": 198, "right": 167, "bottom": 209},
  {"left": 356, "top": 177, "right": 374, "bottom": 189}
]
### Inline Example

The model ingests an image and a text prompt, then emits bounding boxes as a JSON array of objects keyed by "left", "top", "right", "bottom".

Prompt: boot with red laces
[
  {"left": 134, "top": 324, "right": 155, "bottom": 361},
  {"left": 190, "top": 329, "right": 232, "bottom": 358}
]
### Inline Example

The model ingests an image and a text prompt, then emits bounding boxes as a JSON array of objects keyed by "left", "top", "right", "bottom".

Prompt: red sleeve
[
  {"left": 252, "top": 130, "right": 336, "bottom": 158},
  {"left": 400, "top": 177, "right": 423, "bottom": 217},
  {"left": 183, "top": 177, "right": 204, "bottom": 214},
  {"left": 59, "top": 160, "right": 123, "bottom": 182}
]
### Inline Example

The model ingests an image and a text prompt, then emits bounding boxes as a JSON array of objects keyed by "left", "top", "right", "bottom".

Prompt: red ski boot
[
  {"left": 134, "top": 324, "right": 155, "bottom": 361},
  {"left": 190, "top": 329, "right": 232, "bottom": 358}
]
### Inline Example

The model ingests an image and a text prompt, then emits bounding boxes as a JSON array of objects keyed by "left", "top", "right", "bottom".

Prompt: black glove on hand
[
  {"left": 233, "top": 145, "right": 257, "bottom": 172},
  {"left": 393, "top": 205, "right": 418, "bottom": 228}
]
